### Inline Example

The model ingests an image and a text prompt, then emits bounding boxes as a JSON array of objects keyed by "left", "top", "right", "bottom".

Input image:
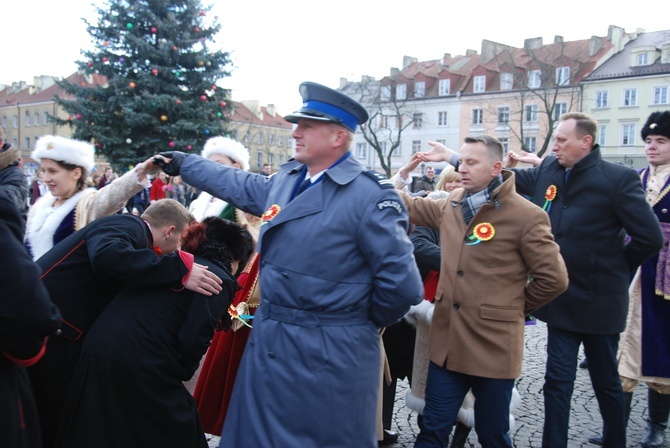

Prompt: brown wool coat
[{"left": 400, "top": 171, "right": 568, "bottom": 379}]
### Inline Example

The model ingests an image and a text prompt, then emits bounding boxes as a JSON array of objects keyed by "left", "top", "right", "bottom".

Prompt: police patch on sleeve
[
  {"left": 364, "top": 170, "right": 394, "bottom": 189},
  {"left": 377, "top": 200, "right": 403, "bottom": 214}
]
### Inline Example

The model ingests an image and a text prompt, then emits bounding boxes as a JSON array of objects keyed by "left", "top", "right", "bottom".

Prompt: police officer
[{"left": 152, "top": 81, "right": 423, "bottom": 447}]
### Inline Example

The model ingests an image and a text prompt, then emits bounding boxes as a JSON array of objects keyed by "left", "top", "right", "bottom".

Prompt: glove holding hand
[{"left": 153, "top": 151, "right": 187, "bottom": 176}]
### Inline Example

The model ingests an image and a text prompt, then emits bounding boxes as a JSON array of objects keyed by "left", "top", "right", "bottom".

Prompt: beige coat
[{"left": 401, "top": 171, "right": 568, "bottom": 379}]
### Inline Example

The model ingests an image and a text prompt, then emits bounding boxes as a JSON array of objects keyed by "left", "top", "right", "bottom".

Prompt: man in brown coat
[{"left": 399, "top": 135, "right": 568, "bottom": 446}]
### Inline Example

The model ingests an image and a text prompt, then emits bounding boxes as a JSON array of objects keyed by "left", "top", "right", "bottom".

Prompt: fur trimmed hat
[
  {"left": 641, "top": 111, "right": 670, "bottom": 141},
  {"left": 201, "top": 137, "right": 250, "bottom": 171},
  {"left": 31, "top": 135, "right": 95, "bottom": 173}
]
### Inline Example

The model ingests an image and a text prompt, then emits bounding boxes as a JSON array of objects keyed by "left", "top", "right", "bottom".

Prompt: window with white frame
[
  {"left": 472, "top": 109, "right": 483, "bottom": 125},
  {"left": 25, "top": 112, "right": 31, "bottom": 127},
  {"left": 414, "top": 81, "right": 425, "bottom": 98},
  {"left": 356, "top": 143, "right": 366, "bottom": 159},
  {"left": 653, "top": 86, "right": 669, "bottom": 105},
  {"left": 598, "top": 125, "right": 607, "bottom": 146},
  {"left": 556, "top": 66, "right": 570, "bottom": 86},
  {"left": 412, "top": 140, "right": 422, "bottom": 154},
  {"left": 381, "top": 85, "right": 391, "bottom": 101},
  {"left": 622, "top": 124, "right": 636, "bottom": 146},
  {"left": 395, "top": 116, "right": 403, "bottom": 129},
  {"left": 394, "top": 144, "right": 402, "bottom": 157},
  {"left": 396, "top": 84, "right": 406, "bottom": 100},
  {"left": 473, "top": 75, "right": 486, "bottom": 93},
  {"left": 524, "top": 104, "right": 539, "bottom": 122},
  {"left": 256, "top": 152, "right": 264, "bottom": 167},
  {"left": 257, "top": 133, "right": 264, "bottom": 144},
  {"left": 244, "top": 132, "right": 251, "bottom": 143},
  {"left": 278, "top": 136, "right": 285, "bottom": 146},
  {"left": 413, "top": 113, "right": 423, "bottom": 129},
  {"left": 438, "top": 79, "right": 450, "bottom": 96},
  {"left": 553, "top": 102, "right": 567, "bottom": 120},
  {"left": 12, "top": 115, "right": 17, "bottom": 128},
  {"left": 638, "top": 53, "right": 648, "bottom": 66},
  {"left": 497, "top": 107, "right": 510, "bottom": 125},
  {"left": 378, "top": 115, "right": 389, "bottom": 128},
  {"left": 438, "top": 111, "right": 448, "bottom": 126},
  {"left": 380, "top": 142, "right": 388, "bottom": 156},
  {"left": 43, "top": 112, "right": 50, "bottom": 125},
  {"left": 278, "top": 154, "right": 284, "bottom": 165},
  {"left": 500, "top": 73, "right": 513, "bottom": 91},
  {"left": 523, "top": 137, "right": 537, "bottom": 153},
  {"left": 528, "top": 70, "right": 541, "bottom": 88},
  {"left": 595, "top": 91, "right": 609, "bottom": 108},
  {"left": 623, "top": 88, "right": 638, "bottom": 107},
  {"left": 25, "top": 137, "right": 30, "bottom": 149},
  {"left": 1, "top": 116, "right": 6, "bottom": 128},
  {"left": 268, "top": 154, "right": 274, "bottom": 165},
  {"left": 34, "top": 112, "right": 40, "bottom": 126},
  {"left": 269, "top": 134, "right": 275, "bottom": 145},
  {"left": 499, "top": 137, "right": 509, "bottom": 152}
]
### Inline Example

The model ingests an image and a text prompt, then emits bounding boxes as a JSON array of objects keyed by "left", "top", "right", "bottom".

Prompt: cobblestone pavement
[{"left": 206, "top": 321, "right": 668, "bottom": 447}]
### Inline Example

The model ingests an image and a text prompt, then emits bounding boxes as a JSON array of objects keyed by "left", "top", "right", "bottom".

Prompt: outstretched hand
[
  {"left": 152, "top": 151, "right": 187, "bottom": 176},
  {"left": 184, "top": 262, "right": 223, "bottom": 296},
  {"left": 506, "top": 150, "right": 542, "bottom": 168},
  {"left": 415, "top": 141, "right": 454, "bottom": 164}
]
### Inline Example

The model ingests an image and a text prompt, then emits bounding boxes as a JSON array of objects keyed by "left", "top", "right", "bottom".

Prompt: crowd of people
[{"left": 2, "top": 83, "right": 670, "bottom": 448}]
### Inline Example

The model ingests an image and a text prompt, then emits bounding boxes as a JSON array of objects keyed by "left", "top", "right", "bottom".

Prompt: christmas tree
[{"left": 54, "top": 0, "right": 232, "bottom": 171}]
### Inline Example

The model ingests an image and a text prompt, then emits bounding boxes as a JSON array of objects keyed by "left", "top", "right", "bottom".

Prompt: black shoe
[
  {"left": 579, "top": 358, "right": 589, "bottom": 369},
  {"left": 588, "top": 435, "right": 604, "bottom": 445},
  {"left": 379, "top": 429, "right": 398, "bottom": 446}
]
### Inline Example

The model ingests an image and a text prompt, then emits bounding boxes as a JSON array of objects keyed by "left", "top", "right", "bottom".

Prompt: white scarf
[
  {"left": 188, "top": 191, "right": 228, "bottom": 222},
  {"left": 26, "top": 189, "right": 90, "bottom": 260}
]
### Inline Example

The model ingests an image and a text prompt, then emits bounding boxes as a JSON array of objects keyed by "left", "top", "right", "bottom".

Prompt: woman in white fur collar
[{"left": 25, "top": 135, "right": 153, "bottom": 260}]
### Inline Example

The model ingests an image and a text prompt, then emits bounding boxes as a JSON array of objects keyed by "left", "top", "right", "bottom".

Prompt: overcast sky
[{"left": 3, "top": 1, "right": 668, "bottom": 114}]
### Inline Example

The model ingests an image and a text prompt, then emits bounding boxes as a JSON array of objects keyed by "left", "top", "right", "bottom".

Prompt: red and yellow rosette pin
[
  {"left": 466, "top": 222, "right": 495, "bottom": 246},
  {"left": 228, "top": 303, "right": 254, "bottom": 329},
  {"left": 261, "top": 204, "right": 281, "bottom": 225},
  {"left": 542, "top": 185, "right": 557, "bottom": 212}
]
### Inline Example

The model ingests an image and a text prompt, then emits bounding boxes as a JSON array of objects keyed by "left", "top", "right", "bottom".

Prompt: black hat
[
  {"left": 641, "top": 111, "right": 670, "bottom": 141},
  {"left": 284, "top": 82, "right": 369, "bottom": 132}
]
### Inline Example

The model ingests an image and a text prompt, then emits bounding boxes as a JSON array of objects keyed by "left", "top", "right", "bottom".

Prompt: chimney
[
  {"left": 608, "top": 25, "right": 625, "bottom": 52},
  {"left": 661, "top": 43, "right": 670, "bottom": 65},
  {"left": 242, "top": 100, "right": 261, "bottom": 119},
  {"left": 465, "top": 49, "right": 478, "bottom": 56},
  {"left": 554, "top": 35, "right": 564, "bottom": 44},
  {"left": 339, "top": 77, "right": 348, "bottom": 89},
  {"left": 443, "top": 53, "right": 451, "bottom": 60},
  {"left": 266, "top": 104, "right": 275, "bottom": 117},
  {"left": 524, "top": 37, "right": 543, "bottom": 50},
  {"left": 589, "top": 36, "right": 603, "bottom": 56},
  {"left": 403, "top": 56, "right": 417, "bottom": 69},
  {"left": 390, "top": 67, "right": 400, "bottom": 77}
]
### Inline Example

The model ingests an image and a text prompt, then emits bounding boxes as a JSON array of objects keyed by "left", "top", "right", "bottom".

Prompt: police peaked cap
[
  {"left": 641, "top": 111, "right": 670, "bottom": 141},
  {"left": 284, "top": 82, "right": 369, "bottom": 132}
]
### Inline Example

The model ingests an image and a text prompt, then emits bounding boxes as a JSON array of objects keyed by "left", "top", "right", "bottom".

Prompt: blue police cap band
[{"left": 302, "top": 99, "right": 360, "bottom": 132}]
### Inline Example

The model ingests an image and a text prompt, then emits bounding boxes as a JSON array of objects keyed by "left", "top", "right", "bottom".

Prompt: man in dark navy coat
[{"left": 28, "top": 198, "right": 223, "bottom": 448}]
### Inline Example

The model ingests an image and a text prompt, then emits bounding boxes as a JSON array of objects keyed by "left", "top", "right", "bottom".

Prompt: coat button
[
  {"left": 457, "top": 271, "right": 464, "bottom": 277},
  {"left": 55, "top": 329, "right": 63, "bottom": 336},
  {"left": 281, "top": 272, "right": 289, "bottom": 278},
  {"left": 268, "top": 352, "right": 276, "bottom": 358},
  {"left": 663, "top": 208, "right": 668, "bottom": 214},
  {"left": 453, "top": 304, "right": 460, "bottom": 310}
]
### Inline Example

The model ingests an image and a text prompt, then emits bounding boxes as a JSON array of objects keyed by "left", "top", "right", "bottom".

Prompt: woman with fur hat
[
  {"left": 56, "top": 217, "right": 253, "bottom": 448},
  {"left": 25, "top": 135, "right": 154, "bottom": 260},
  {"left": 188, "top": 136, "right": 262, "bottom": 435}
]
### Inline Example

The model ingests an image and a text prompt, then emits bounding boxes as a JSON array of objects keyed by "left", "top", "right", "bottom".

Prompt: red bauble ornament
[
  {"left": 193, "top": 27, "right": 200, "bottom": 33},
  {"left": 176, "top": 99, "right": 182, "bottom": 105},
  {"left": 168, "top": 141, "right": 175, "bottom": 148},
  {"left": 220, "top": 101, "right": 227, "bottom": 107},
  {"left": 76, "top": 114, "right": 83, "bottom": 120},
  {"left": 129, "top": 82, "right": 136, "bottom": 89},
  {"left": 102, "top": 57, "right": 108, "bottom": 62},
  {"left": 152, "top": 68, "right": 158, "bottom": 75},
  {"left": 87, "top": 62, "right": 93, "bottom": 67},
  {"left": 151, "top": 27, "right": 157, "bottom": 33},
  {"left": 186, "top": 145, "right": 192, "bottom": 151},
  {"left": 200, "top": 95, "right": 207, "bottom": 101}
]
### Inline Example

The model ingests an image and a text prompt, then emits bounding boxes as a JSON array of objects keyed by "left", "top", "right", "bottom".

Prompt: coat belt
[{"left": 260, "top": 302, "right": 369, "bottom": 328}]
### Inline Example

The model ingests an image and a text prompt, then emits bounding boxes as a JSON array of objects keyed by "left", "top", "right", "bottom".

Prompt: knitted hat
[
  {"left": 641, "top": 111, "right": 670, "bottom": 141},
  {"left": 201, "top": 137, "right": 250, "bottom": 171},
  {"left": 31, "top": 135, "right": 95, "bottom": 173}
]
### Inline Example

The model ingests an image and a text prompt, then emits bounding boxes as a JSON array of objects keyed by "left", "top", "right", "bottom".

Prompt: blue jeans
[
  {"left": 542, "top": 326, "right": 626, "bottom": 447},
  {"left": 415, "top": 362, "right": 514, "bottom": 448}
]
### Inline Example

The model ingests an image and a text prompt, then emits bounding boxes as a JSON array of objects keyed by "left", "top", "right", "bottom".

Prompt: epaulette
[{"left": 363, "top": 170, "right": 394, "bottom": 189}]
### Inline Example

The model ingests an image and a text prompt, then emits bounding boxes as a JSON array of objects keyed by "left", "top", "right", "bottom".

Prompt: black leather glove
[{"left": 153, "top": 151, "right": 187, "bottom": 176}]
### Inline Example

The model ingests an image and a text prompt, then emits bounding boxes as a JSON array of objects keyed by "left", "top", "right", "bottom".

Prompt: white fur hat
[
  {"left": 201, "top": 137, "right": 250, "bottom": 171},
  {"left": 32, "top": 135, "right": 95, "bottom": 173}
]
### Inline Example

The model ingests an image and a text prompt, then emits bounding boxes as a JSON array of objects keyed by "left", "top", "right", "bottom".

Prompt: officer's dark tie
[{"left": 297, "top": 178, "right": 311, "bottom": 196}]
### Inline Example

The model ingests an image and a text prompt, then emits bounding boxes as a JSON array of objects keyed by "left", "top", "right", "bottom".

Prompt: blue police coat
[{"left": 180, "top": 153, "right": 423, "bottom": 447}]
